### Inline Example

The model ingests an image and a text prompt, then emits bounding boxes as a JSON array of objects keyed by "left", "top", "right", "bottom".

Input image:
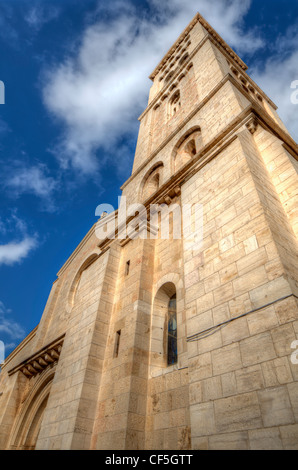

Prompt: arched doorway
[
  {"left": 22, "top": 394, "right": 49, "bottom": 450},
  {"left": 9, "top": 369, "right": 54, "bottom": 450}
]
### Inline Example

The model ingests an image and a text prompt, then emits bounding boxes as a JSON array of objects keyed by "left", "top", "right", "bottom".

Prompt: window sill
[{"left": 150, "top": 362, "right": 188, "bottom": 378}]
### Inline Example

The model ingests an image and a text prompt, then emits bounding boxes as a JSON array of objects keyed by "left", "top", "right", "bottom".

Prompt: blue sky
[{"left": 0, "top": 0, "right": 297, "bottom": 357}]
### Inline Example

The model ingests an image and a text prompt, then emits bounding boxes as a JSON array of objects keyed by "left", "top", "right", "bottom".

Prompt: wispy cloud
[
  {"left": 5, "top": 163, "right": 58, "bottom": 198},
  {"left": 0, "top": 3, "right": 19, "bottom": 47},
  {"left": 251, "top": 24, "right": 298, "bottom": 142},
  {"left": 25, "top": 3, "right": 60, "bottom": 32},
  {"left": 150, "top": 0, "right": 264, "bottom": 53},
  {"left": 0, "top": 211, "right": 27, "bottom": 236},
  {"left": 0, "top": 237, "right": 38, "bottom": 266},
  {"left": 0, "top": 1, "right": 61, "bottom": 51},
  {"left": 0, "top": 211, "right": 38, "bottom": 266},
  {"left": 0, "top": 301, "right": 26, "bottom": 353},
  {"left": 3, "top": 162, "right": 59, "bottom": 211},
  {"left": 42, "top": 0, "right": 265, "bottom": 176},
  {"left": 0, "top": 117, "right": 9, "bottom": 135}
]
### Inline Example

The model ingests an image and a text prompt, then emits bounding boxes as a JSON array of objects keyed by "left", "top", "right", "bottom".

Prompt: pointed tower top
[{"left": 149, "top": 12, "right": 248, "bottom": 81}]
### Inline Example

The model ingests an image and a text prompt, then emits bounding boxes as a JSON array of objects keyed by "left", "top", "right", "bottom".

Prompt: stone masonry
[{"left": 0, "top": 13, "right": 297, "bottom": 450}]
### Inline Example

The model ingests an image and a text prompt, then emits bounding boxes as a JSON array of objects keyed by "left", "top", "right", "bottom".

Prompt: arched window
[
  {"left": 141, "top": 164, "right": 163, "bottom": 201},
  {"left": 143, "top": 171, "right": 159, "bottom": 200},
  {"left": 168, "top": 90, "right": 181, "bottom": 117},
  {"left": 165, "top": 70, "right": 174, "bottom": 83},
  {"left": 167, "top": 294, "right": 177, "bottom": 365},
  {"left": 151, "top": 282, "right": 178, "bottom": 369},
  {"left": 67, "top": 253, "right": 100, "bottom": 312},
  {"left": 172, "top": 127, "right": 202, "bottom": 173},
  {"left": 185, "top": 139, "right": 196, "bottom": 156},
  {"left": 179, "top": 53, "right": 189, "bottom": 66},
  {"left": 151, "top": 172, "right": 160, "bottom": 191}
]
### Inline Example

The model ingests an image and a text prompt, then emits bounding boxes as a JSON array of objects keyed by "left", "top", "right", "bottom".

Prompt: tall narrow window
[
  {"left": 114, "top": 330, "right": 121, "bottom": 358},
  {"left": 125, "top": 260, "right": 130, "bottom": 276},
  {"left": 167, "top": 294, "right": 177, "bottom": 365}
]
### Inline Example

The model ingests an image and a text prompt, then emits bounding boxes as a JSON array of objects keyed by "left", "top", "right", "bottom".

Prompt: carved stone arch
[
  {"left": 168, "top": 89, "right": 181, "bottom": 117},
  {"left": 66, "top": 250, "right": 101, "bottom": 313},
  {"left": 172, "top": 126, "right": 202, "bottom": 174},
  {"left": 150, "top": 282, "right": 177, "bottom": 371},
  {"left": 9, "top": 367, "right": 55, "bottom": 449},
  {"left": 140, "top": 162, "right": 164, "bottom": 202},
  {"left": 179, "top": 52, "right": 189, "bottom": 66},
  {"left": 165, "top": 70, "right": 175, "bottom": 83},
  {"left": 153, "top": 272, "right": 182, "bottom": 299}
]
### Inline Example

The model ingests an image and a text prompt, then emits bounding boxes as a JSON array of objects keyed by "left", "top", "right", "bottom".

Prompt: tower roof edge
[{"left": 149, "top": 12, "right": 248, "bottom": 81}]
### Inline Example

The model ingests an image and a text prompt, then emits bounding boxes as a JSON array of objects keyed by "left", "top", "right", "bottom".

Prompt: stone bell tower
[{"left": 0, "top": 13, "right": 297, "bottom": 451}]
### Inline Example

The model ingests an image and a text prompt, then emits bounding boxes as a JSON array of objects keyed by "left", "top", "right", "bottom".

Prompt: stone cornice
[
  {"left": 208, "top": 37, "right": 277, "bottom": 110},
  {"left": 1, "top": 326, "right": 38, "bottom": 370},
  {"left": 124, "top": 73, "right": 232, "bottom": 190},
  {"left": 7, "top": 334, "right": 65, "bottom": 378},
  {"left": 56, "top": 97, "right": 297, "bottom": 269},
  {"left": 57, "top": 77, "right": 297, "bottom": 275},
  {"left": 123, "top": 72, "right": 271, "bottom": 191},
  {"left": 197, "top": 14, "right": 248, "bottom": 70},
  {"left": 97, "top": 106, "right": 297, "bottom": 252},
  {"left": 149, "top": 12, "right": 247, "bottom": 81},
  {"left": 155, "top": 106, "right": 298, "bottom": 192}
]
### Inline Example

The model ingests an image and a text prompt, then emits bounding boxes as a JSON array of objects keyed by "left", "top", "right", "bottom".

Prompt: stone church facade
[{"left": 0, "top": 13, "right": 298, "bottom": 450}]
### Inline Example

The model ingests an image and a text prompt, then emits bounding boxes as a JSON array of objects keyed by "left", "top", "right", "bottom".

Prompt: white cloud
[
  {"left": 0, "top": 211, "right": 27, "bottom": 236},
  {"left": 0, "top": 211, "right": 38, "bottom": 266},
  {"left": 0, "top": 237, "right": 38, "bottom": 266},
  {"left": 0, "top": 3, "right": 19, "bottom": 47},
  {"left": 150, "top": 0, "right": 264, "bottom": 53},
  {"left": 4, "top": 163, "right": 58, "bottom": 207},
  {"left": 0, "top": 2, "right": 60, "bottom": 50},
  {"left": 0, "top": 301, "right": 26, "bottom": 349},
  {"left": 251, "top": 27, "right": 298, "bottom": 142},
  {"left": 25, "top": 4, "right": 60, "bottom": 31},
  {"left": 43, "top": 0, "right": 265, "bottom": 175}
]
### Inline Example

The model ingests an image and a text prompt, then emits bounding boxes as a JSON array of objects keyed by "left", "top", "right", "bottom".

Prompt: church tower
[{"left": 0, "top": 13, "right": 298, "bottom": 450}]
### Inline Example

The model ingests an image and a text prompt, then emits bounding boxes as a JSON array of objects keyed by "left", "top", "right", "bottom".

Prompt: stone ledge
[{"left": 8, "top": 334, "right": 65, "bottom": 378}]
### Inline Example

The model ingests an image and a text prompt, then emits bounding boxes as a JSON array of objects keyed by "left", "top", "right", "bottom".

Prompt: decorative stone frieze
[{"left": 8, "top": 336, "right": 64, "bottom": 378}]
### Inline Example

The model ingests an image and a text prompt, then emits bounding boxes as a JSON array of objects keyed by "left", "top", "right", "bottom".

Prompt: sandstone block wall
[{"left": 0, "top": 13, "right": 297, "bottom": 451}]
